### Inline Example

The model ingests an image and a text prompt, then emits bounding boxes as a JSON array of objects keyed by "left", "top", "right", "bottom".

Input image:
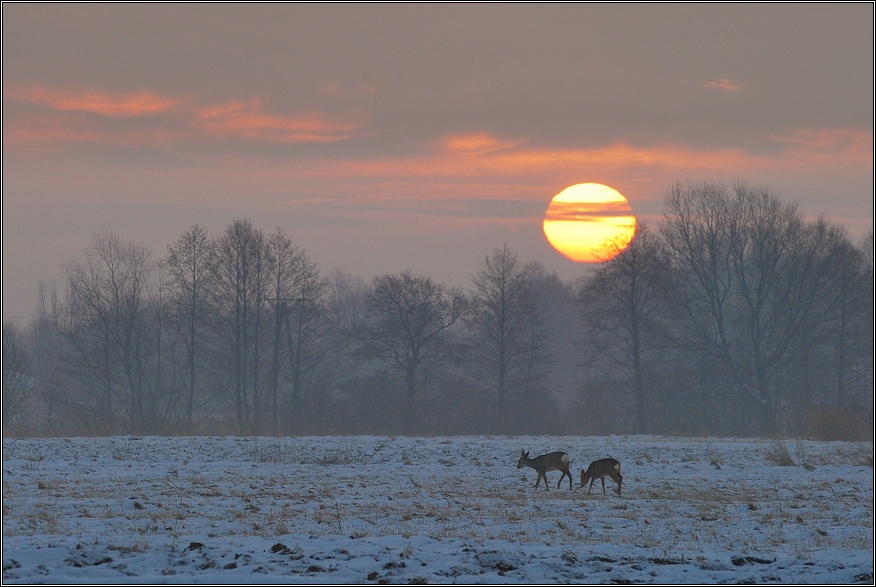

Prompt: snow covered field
[{"left": 3, "top": 435, "right": 873, "bottom": 584}]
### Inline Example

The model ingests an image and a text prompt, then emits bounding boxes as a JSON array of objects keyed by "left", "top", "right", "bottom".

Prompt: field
[{"left": 2, "top": 435, "right": 873, "bottom": 584}]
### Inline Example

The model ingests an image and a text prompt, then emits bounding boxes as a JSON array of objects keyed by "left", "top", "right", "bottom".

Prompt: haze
[{"left": 3, "top": 4, "right": 873, "bottom": 322}]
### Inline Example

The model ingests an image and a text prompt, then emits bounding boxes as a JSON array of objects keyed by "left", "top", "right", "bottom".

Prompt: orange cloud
[
  {"left": 441, "top": 132, "right": 525, "bottom": 154},
  {"left": 423, "top": 141, "right": 771, "bottom": 178},
  {"left": 2, "top": 105, "right": 181, "bottom": 154},
  {"left": 701, "top": 78, "right": 743, "bottom": 91},
  {"left": 4, "top": 84, "right": 870, "bottom": 203},
  {"left": 7, "top": 85, "right": 180, "bottom": 116},
  {"left": 268, "top": 130, "right": 869, "bottom": 198},
  {"left": 195, "top": 99, "right": 365, "bottom": 142},
  {"left": 765, "top": 128, "right": 873, "bottom": 170},
  {"left": 4, "top": 85, "right": 368, "bottom": 147},
  {"left": 245, "top": 140, "right": 772, "bottom": 194}
]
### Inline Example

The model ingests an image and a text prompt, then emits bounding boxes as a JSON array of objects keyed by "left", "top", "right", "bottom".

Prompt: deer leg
[
  {"left": 536, "top": 472, "right": 548, "bottom": 491},
  {"left": 601, "top": 478, "right": 607, "bottom": 495}
]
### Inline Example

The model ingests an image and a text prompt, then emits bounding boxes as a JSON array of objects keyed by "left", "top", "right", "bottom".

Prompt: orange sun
[{"left": 543, "top": 183, "right": 637, "bottom": 263}]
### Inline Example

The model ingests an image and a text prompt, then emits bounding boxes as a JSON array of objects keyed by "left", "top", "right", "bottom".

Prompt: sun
[{"left": 543, "top": 183, "right": 637, "bottom": 263}]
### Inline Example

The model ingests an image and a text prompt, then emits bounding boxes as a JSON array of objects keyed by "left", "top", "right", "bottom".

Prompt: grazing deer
[
  {"left": 580, "top": 458, "right": 623, "bottom": 495},
  {"left": 517, "top": 450, "right": 573, "bottom": 491}
]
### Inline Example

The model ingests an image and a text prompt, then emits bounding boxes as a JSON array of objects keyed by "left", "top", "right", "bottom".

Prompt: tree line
[{"left": 4, "top": 181, "right": 873, "bottom": 439}]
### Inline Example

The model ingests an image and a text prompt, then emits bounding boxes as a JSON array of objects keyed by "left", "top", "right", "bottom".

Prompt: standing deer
[
  {"left": 517, "top": 450, "right": 573, "bottom": 490},
  {"left": 580, "top": 457, "right": 623, "bottom": 495}
]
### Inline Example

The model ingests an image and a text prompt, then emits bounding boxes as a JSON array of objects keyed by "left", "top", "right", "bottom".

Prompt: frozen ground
[{"left": 2, "top": 435, "right": 873, "bottom": 584}]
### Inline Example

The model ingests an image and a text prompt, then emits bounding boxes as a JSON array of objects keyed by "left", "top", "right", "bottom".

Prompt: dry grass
[
  {"left": 764, "top": 441, "right": 796, "bottom": 466},
  {"left": 3, "top": 436, "right": 872, "bottom": 560}
]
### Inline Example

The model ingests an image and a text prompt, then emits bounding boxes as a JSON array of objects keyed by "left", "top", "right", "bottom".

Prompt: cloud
[
  {"left": 6, "top": 85, "right": 180, "bottom": 116},
  {"left": 258, "top": 131, "right": 870, "bottom": 208},
  {"left": 701, "top": 78, "right": 743, "bottom": 91},
  {"left": 441, "top": 132, "right": 525, "bottom": 154},
  {"left": 544, "top": 200, "right": 635, "bottom": 222},
  {"left": 4, "top": 84, "right": 368, "bottom": 147},
  {"left": 195, "top": 99, "right": 366, "bottom": 143},
  {"left": 4, "top": 85, "right": 871, "bottom": 224},
  {"left": 767, "top": 128, "right": 873, "bottom": 168},
  {"left": 430, "top": 140, "right": 775, "bottom": 178}
]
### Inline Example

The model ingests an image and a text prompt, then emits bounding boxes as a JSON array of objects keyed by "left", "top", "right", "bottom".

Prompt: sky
[{"left": 3, "top": 4, "right": 873, "bottom": 323}]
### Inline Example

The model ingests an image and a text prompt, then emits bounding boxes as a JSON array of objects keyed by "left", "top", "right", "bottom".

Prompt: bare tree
[
  {"left": 577, "top": 224, "right": 671, "bottom": 433},
  {"left": 515, "top": 262, "right": 567, "bottom": 433},
  {"left": 841, "top": 231, "right": 874, "bottom": 408},
  {"left": 210, "top": 220, "right": 269, "bottom": 434},
  {"left": 662, "top": 181, "right": 848, "bottom": 435},
  {"left": 265, "top": 228, "right": 332, "bottom": 434},
  {"left": 63, "top": 233, "right": 155, "bottom": 432},
  {"left": 326, "top": 269, "right": 368, "bottom": 325},
  {"left": 144, "top": 262, "right": 189, "bottom": 430},
  {"left": 283, "top": 250, "right": 331, "bottom": 434},
  {"left": 467, "top": 244, "right": 535, "bottom": 433},
  {"left": 28, "top": 283, "right": 69, "bottom": 435},
  {"left": 853, "top": 232, "right": 875, "bottom": 408},
  {"left": 355, "top": 271, "right": 465, "bottom": 434},
  {"left": 2, "top": 324, "right": 32, "bottom": 432},
  {"left": 266, "top": 229, "right": 294, "bottom": 436},
  {"left": 789, "top": 221, "right": 873, "bottom": 413},
  {"left": 166, "top": 225, "right": 212, "bottom": 430}
]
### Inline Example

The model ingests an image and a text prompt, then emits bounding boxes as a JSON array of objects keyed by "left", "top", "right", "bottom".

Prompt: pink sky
[{"left": 3, "top": 4, "right": 873, "bottom": 322}]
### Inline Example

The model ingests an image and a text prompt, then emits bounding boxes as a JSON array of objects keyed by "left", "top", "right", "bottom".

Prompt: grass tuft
[{"left": 764, "top": 441, "right": 796, "bottom": 466}]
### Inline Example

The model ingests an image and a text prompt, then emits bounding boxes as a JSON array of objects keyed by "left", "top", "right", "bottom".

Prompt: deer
[
  {"left": 580, "top": 457, "right": 623, "bottom": 495},
  {"left": 517, "top": 450, "right": 573, "bottom": 491}
]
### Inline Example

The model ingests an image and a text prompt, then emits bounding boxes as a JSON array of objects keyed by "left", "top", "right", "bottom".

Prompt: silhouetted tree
[
  {"left": 63, "top": 233, "right": 156, "bottom": 432},
  {"left": 265, "top": 229, "right": 332, "bottom": 434},
  {"left": 467, "top": 244, "right": 538, "bottom": 433},
  {"left": 210, "top": 220, "right": 269, "bottom": 433},
  {"left": 577, "top": 224, "right": 671, "bottom": 433},
  {"left": 662, "top": 182, "right": 854, "bottom": 435},
  {"left": 512, "top": 261, "right": 563, "bottom": 433},
  {"left": 166, "top": 225, "right": 212, "bottom": 430},
  {"left": 354, "top": 271, "right": 465, "bottom": 434},
  {"left": 2, "top": 324, "right": 31, "bottom": 431}
]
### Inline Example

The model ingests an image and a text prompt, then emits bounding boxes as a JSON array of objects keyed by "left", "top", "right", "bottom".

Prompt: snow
[{"left": 3, "top": 435, "right": 873, "bottom": 584}]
